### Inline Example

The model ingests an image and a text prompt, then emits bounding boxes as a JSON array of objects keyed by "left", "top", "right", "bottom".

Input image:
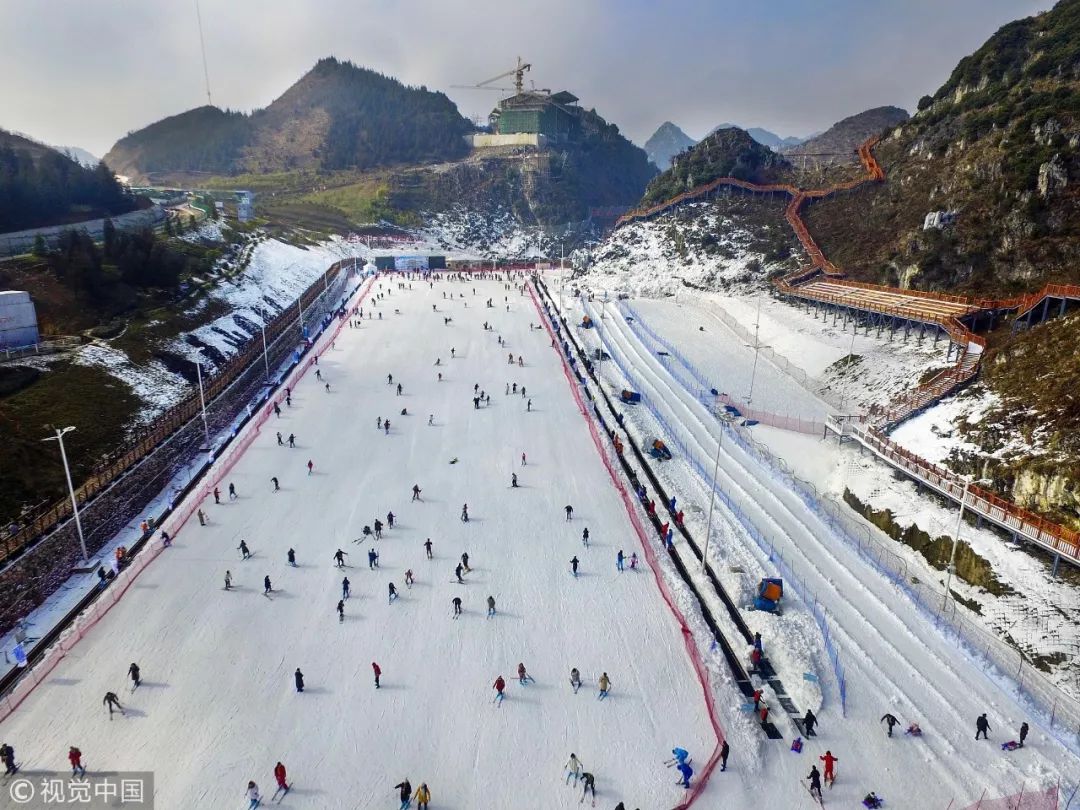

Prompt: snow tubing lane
[
  {"left": 528, "top": 282, "right": 725, "bottom": 810},
  {"left": 0, "top": 273, "right": 379, "bottom": 725}
]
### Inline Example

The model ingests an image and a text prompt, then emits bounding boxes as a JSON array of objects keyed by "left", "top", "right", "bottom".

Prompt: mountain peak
[{"left": 643, "top": 122, "right": 696, "bottom": 169}]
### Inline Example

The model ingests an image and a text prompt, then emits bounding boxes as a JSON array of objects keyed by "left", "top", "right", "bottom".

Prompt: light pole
[
  {"left": 260, "top": 324, "right": 271, "bottom": 383},
  {"left": 746, "top": 294, "right": 766, "bottom": 406},
  {"left": 42, "top": 426, "right": 88, "bottom": 562},
  {"left": 942, "top": 479, "right": 971, "bottom": 610},
  {"left": 701, "top": 412, "right": 736, "bottom": 569},
  {"left": 194, "top": 353, "right": 210, "bottom": 448}
]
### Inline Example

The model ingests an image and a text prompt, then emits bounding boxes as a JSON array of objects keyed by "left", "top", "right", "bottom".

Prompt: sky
[{"left": 0, "top": 0, "right": 1050, "bottom": 158}]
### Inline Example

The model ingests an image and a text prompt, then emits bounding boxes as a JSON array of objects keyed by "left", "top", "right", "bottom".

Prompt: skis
[
  {"left": 597, "top": 692, "right": 609, "bottom": 701},
  {"left": 271, "top": 785, "right": 291, "bottom": 804},
  {"left": 492, "top": 692, "right": 505, "bottom": 708},
  {"left": 571, "top": 680, "right": 581, "bottom": 694},
  {"left": 802, "top": 783, "right": 824, "bottom": 806}
]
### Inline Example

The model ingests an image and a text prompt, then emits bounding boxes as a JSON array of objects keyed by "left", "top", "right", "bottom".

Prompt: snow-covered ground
[
  {"left": 71, "top": 344, "right": 190, "bottom": 431},
  {"left": 0, "top": 277, "right": 717, "bottom": 809},
  {"left": 5, "top": 275, "right": 1079, "bottom": 808},
  {"left": 560, "top": 273, "right": 1080, "bottom": 703},
  {"left": 177, "top": 237, "right": 357, "bottom": 362}
]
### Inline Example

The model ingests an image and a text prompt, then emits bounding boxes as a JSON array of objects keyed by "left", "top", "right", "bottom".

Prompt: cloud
[{"left": 0, "top": 0, "right": 1048, "bottom": 157}]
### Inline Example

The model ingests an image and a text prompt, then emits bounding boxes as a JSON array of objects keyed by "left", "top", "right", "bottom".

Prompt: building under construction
[{"left": 459, "top": 59, "right": 583, "bottom": 149}]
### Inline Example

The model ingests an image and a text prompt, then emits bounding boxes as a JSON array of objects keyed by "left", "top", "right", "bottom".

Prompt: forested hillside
[{"left": 0, "top": 129, "right": 135, "bottom": 232}]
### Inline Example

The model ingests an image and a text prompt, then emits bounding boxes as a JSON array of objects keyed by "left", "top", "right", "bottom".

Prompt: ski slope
[
  {"left": 0, "top": 275, "right": 723, "bottom": 809},
  {"left": 569, "top": 295, "right": 1080, "bottom": 807}
]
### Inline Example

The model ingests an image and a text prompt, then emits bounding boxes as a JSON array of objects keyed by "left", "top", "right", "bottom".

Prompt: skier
[
  {"left": 754, "top": 632, "right": 763, "bottom": 653},
  {"left": 245, "top": 781, "right": 262, "bottom": 810},
  {"left": 721, "top": 740, "right": 730, "bottom": 772},
  {"left": 288, "top": 548, "right": 296, "bottom": 566},
  {"left": 224, "top": 570, "right": 232, "bottom": 590},
  {"left": 461, "top": 504, "right": 469, "bottom": 522},
  {"left": 372, "top": 662, "right": 381, "bottom": 688},
  {"left": 428, "top": 414, "right": 434, "bottom": 425},
  {"left": 667, "top": 747, "right": 690, "bottom": 767},
  {"left": 405, "top": 569, "right": 414, "bottom": 588},
  {"left": 570, "top": 556, "right": 580, "bottom": 577},
  {"left": 565, "top": 504, "right": 574, "bottom": 520},
  {"left": 570, "top": 668, "right": 582, "bottom": 693},
  {"left": 511, "top": 473, "right": 518, "bottom": 488},
  {"left": 307, "top": 459, "right": 313, "bottom": 475},
  {"left": 238, "top": 540, "right": 251, "bottom": 559},
  {"left": 198, "top": 509, "right": 206, "bottom": 526},
  {"left": 517, "top": 662, "right": 534, "bottom": 684},
  {"left": 378, "top": 417, "right": 383, "bottom": 429},
  {"left": 976, "top": 713, "right": 991, "bottom": 740},
  {"left": 676, "top": 760, "right": 693, "bottom": 789},
  {"left": 1020, "top": 722, "right": 1029, "bottom": 747},
  {"left": 316, "top": 369, "right": 322, "bottom": 381},
  {"left": 229, "top": 483, "right": 237, "bottom": 501},
  {"left": 334, "top": 549, "right": 347, "bottom": 567},
  {"left": 271, "top": 476, "right": 279, "bottom": 492},
  {"left": 412, "top": 484, "right": 422, "bottom": 501},
  {"left": 388, "top": 374, "right": 393, "bottom": 385},
  {"left": 582, "top": 528, "right": 589, "bottom": 547},
  {"left": 565, "top": 753, "right": 584, "bottom": 785},
  {"left": 263, "top": 575, "right": 272, "bottom": 595},
  {"left": 629, "top": 552, "right": 638, "bottom": 570},
  {"left": 394, "top": 779, "right": 412, "bottom": 810},
  {"left": 598, "top": 672, "right": 611, "bottom": 699},
  {"left": 580, "top": 772, "right": 596, "bottom": 803},
  {"left": 819, "top": 750, "right": 838, "bottom": 785},
  {"left": 0, "top": 742, "right": 15, "bottom": 775},
  {"left": 521, "top": 452, "right": 526, "bottom": 466},
  {"left": 413, "top": 783, "right": 431, "bottom": 809},
  {"left": 396, "top": 383, "right": 403, "bottom": 396},
  {"left": 461, "top": 552, "right": 470, "bottom": 572},
  {"left": 337, "top": 599, "right": 345, "bottom": 622},
  {"left": 387, "top": 511, "right": 395, "bottom": 529},
  {"left": 342, "top": 577, "right": 351, "bottom": 599},
  {"left": 384, "top": 420, "right": 390, "bottom": 435},
  {"left": 616, "top": 550, "right": 625, "bottom": 572},
  {"left": 288, "top": 434, "right": 296, "bottom": 448},
  {"left": 807, "top": 765, "right": 823, "bottom": 799},
  {"left": 374, "top": 520, "right": 383, "bottom": 539},
  {"left": 388, "top": 582, "right": 398, "bottom": 604},
  {"left": 493, "top": 675, "right": 506, "bottom": 702},
  {"left": 214, "top": 487, "right": 221, "bottom": 504},
  {"left": 804, "top": 709, "right": 817, "bottom": 737},
  {"left": 294, "top": 668, "right": 304, "bottom": 693},
  {"left": 880, "top": 712, "right": 899, "bottom": 737},
  {"left": 128, "top": 662, "right": 141, "bottom": 689},
  {"left": 69, "top": 745, "right": 85, "bottom": 777},
  {"left": 103, "top": 691, "right": 124, "bottom": 716},
  {"left": 424, "top": 539, "right": 433, "bottom": 559},
  {"left": 454, "top": 563, "right": 464, "bottom": 584},
  {"left": 452, "top": 596, "right": 462, "bottom": 617},
  {"left": 273, "top": 762, "right": 289, "bottom": 798}
]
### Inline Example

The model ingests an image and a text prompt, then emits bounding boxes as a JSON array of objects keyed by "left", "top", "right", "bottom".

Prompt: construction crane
[{"left": 452, "top": 57, "right": 532, "bottom": 95}]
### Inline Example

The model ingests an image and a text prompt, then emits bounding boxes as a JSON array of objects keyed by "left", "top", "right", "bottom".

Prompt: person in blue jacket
[{"left": 677, "top": 760, "right": 693, "bottom": 789}]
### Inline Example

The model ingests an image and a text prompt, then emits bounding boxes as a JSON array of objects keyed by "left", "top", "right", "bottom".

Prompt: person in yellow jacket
[{"left": 413, "top": 782, "right": 431, "bottom": 809}]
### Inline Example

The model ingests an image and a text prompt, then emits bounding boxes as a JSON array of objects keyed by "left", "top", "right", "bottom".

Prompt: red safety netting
[
  {"left": 528, "top": 283, "right": 725, "bottom": 810},
  {"left": 951, "top": 786, "right": 1059, "bottom": 810}
]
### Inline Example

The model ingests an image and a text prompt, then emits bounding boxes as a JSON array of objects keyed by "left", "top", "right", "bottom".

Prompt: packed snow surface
[{"left": 1, "top": 276, "right": 716, "bottom": 809}]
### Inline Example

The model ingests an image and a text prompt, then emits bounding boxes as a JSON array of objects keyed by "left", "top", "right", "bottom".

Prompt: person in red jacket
[
  {"left": 493, "top": 676, "right": 506, "bottom": 701},
  {"left": 372, "top": 662, "right": 382, "bottom": 689},
  {"left": 68, "top": 746, "right": 85, "bottom": 778},
  {"left": 819, "top": 750, "right": 838, "bottom": 784},
  {"left": 273, "top": 761, "right": 288, "bottom": 794}
]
